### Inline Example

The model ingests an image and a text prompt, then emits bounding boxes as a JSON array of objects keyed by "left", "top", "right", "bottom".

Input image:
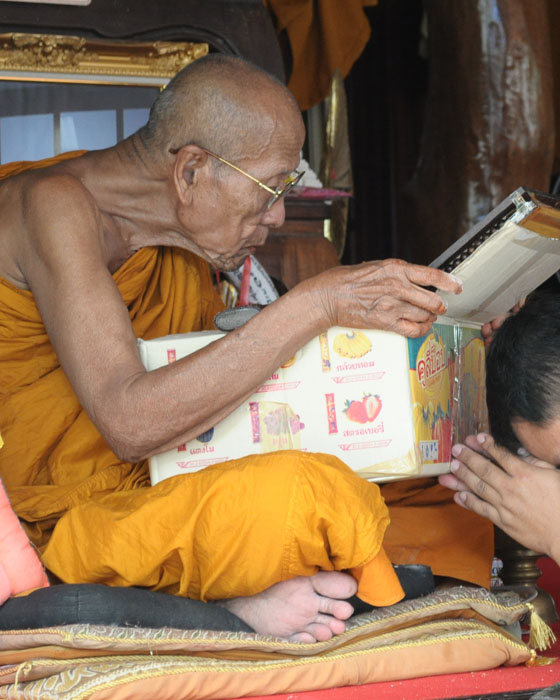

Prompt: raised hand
[
  {"left": 309, "top": 259, "right": 462, "bottom": 338},
  {"left": 439, "top": 433, "right": 560, "bottom": 563}
]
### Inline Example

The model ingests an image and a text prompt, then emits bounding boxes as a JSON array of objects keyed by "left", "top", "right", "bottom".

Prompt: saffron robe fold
[
  {"left": 42, "top": 451, "right": 403, "bottom": 606},
  {"left": 0, "top": 244, "right": 223, "bottom": 546},
  {"left": 0, "top": 153, "right": 493, "bottom": 606},
  {"left": 264, "top": 0, "right": 377, "bottom": 111}
]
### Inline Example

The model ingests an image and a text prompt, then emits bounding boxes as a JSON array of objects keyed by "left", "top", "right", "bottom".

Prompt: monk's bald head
[{"left": 140, "top": 54, "right": 303, "bottom": 163}]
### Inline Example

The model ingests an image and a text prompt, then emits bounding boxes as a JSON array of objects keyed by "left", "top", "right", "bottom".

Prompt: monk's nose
[{"left": 262, "top": 198, "right": 286, "bottom": 228}]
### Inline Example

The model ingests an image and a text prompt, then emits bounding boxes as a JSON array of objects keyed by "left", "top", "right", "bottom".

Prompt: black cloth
[
  {"left": 0, "top": 583, "right": 254, "bottom": 632},
  {"left": 0, "top": 565, "right": 434, "bottom": 631}
]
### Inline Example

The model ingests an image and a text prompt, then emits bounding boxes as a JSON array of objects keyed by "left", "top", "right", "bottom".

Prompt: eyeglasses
[{"left": 169, "top": 145, "right": 304, "bottom": 209}]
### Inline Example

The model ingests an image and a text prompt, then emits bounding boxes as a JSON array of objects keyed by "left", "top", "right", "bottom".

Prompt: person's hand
[
  {"left": 438, "top": 433, "right": 560, "bottom": 563},
  {"left": 481, "top": 300, "right": 525, "bottom": 348},
  {"left": 310, "top": 259, "right": 462, "bottom": 338}
]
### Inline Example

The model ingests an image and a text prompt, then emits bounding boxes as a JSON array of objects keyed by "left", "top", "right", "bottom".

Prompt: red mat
[{"left": 229, "top": 558, "right": 560, "bottom": 700}]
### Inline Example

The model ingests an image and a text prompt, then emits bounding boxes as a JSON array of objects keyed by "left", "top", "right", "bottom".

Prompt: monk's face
[{"left": 183, "top": 108, "right": 305, "bottom": 271}]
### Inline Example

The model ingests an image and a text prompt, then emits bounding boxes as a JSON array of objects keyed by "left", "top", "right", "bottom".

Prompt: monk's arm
[{"left": 20, "top": 177, "right": 460, "bottom": 461}]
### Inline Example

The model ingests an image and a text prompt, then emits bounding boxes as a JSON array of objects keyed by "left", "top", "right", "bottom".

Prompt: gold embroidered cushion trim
[{"left": 0, "top": 587, "right": 547, "bottom": 699}]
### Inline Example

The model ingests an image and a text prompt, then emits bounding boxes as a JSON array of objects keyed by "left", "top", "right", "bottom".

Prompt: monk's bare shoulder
[{"left": 3, "top": 169, "right": 104, "bottom": 290}]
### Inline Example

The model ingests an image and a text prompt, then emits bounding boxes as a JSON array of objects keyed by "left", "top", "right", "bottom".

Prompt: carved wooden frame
[{"left": 0, "top": 32, "right": 208, "bottom": 86}]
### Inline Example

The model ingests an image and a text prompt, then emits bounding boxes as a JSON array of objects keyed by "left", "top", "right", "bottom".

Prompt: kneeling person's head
[{"left": 486, "top": 291, "right": 560, "bottom": 465}]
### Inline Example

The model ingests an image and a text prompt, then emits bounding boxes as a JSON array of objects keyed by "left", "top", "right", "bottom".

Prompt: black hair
[{"left": 486, "top": 291, "right": 560, "bottom": 454}]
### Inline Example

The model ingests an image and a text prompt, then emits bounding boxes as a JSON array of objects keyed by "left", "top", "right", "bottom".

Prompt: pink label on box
[
  {"left": 167, "top": 349, "right": 177, "bottom": 363},
  {"left": 342, "top": 421, "right": 385, "bottom": 437},
  {"left": 331, "top": 372, "right": 385, "bottom": 384},
  {"left": 177, "top": 458, "right": 226, "bottom": 470},
  {"left": 325, "top": 393, "right": 338, "bottom": 434},
  {"left": 333, "top": 359, "right": 376, "bottom": 373},
  {"left": 256, "top": 382, "right": 301, "bottom": 393},
  {"left": 339, "top": 440, "right": 391, "bottom": 451},
  {"left": 319, "top": 333, "right": 331, "bottom": 372},
  {"left": 249, "top": 401, "right": 261, "bottom": 443}
]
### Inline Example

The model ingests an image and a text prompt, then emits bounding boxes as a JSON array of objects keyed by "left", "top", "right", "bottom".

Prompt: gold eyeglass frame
[{"left": 169, "top": 144, "right": 304, "bottom": 209}]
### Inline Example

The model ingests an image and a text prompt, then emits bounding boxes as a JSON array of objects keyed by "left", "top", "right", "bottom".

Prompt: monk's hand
[
  {"left": 438, "top": 433, "right": 560, "bottom": 562},
  {"left": 312, "top": 259, "right": 462, "bottom": 338}
]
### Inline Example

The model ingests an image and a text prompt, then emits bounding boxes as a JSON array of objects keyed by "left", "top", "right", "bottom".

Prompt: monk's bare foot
[{"left": 219, "top": 571, "right": 357, "bottom": 643}]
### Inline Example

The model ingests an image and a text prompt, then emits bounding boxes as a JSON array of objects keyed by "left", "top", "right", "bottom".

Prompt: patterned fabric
[{"left": 0, "top": 587, "right": 535, "bottom": 699}]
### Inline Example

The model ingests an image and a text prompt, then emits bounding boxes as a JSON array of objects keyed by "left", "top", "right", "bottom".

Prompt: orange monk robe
[
  {"left": 264, "top": 0, "right": 378, "bottom": 111},
  {"left": 0, "top": 245, "right": 223, "bottom": 546},
  {"left": 42, "top": 452, "right": 403, "bottom": 606},
  {"left": 382, "top": 479, "right": 494, "bottom": 588}
]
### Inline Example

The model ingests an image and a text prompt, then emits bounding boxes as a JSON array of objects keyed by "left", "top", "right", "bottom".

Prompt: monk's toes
[
  {"left": 290, "top": 623, "right": 333, "bottom": 643},
  {"left": 311, "top": 571, "right": 357, "bottom": 600},
  {"left": 320, "top": 614, "right": 347, "bottom": 637},
  {"left": 309, "top": 615, "right": 347, "bottom": 640},
  {"left": 288, "top": 630, "right": 318, "bottom": 644},
  {"left": 288, "top": 613, "right": 349, "bottom": 644},
  {"left": 318, "top": 595, "right": 355, "bottom": 621}
]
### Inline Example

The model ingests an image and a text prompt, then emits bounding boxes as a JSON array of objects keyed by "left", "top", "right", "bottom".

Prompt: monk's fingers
[
  {"left": 402, "top": 263, "right": 462, "bottom": 295},
  {"left": 389, "top": 301, "right": 436, "bottom": 323},
  {"left": 354, "top": 259, "right": 458, "bottom": 313},
  {"left": 345, "top": 271, "right": 446, "bottom": 324},
  {"left": 322, "top": 260, "right": 460, "bottom": 333},
  {"left": 390, "top": 318, "right": 438, "bottom": 340},
  {"left": 355, "top": 294, "right": 437, "bottom": 326},
  {"left": 375, "top": 302, "right": 437, "bottom": 339}
]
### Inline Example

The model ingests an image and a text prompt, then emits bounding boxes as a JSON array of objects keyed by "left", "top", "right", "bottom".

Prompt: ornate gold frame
[{"left": 0, "top": 32, "right": 208, "bottom": 86}]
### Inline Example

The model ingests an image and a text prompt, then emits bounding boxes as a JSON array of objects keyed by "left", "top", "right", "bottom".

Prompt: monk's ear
[{"left": 172, "top": 145, "right": 209, "bottom": 203}]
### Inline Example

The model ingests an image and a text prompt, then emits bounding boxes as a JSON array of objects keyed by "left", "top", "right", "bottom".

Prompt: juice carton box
[{"left": 138, "top": 317, "right": 487, "bottom": 485}]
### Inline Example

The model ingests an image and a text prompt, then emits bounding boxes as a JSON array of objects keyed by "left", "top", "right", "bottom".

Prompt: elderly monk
[{"left": 0, "top": 54, "right": 493, "bottom": 642}]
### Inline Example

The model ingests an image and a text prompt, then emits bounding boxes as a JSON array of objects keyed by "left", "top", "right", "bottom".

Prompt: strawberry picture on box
[{"left": 343, "top": 394, "right": 382, "bottom": 425}]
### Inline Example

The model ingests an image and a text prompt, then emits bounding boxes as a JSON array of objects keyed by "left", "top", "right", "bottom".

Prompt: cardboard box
[{"left": 138, "top": 318, "right": 487, "bottom": 485}]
